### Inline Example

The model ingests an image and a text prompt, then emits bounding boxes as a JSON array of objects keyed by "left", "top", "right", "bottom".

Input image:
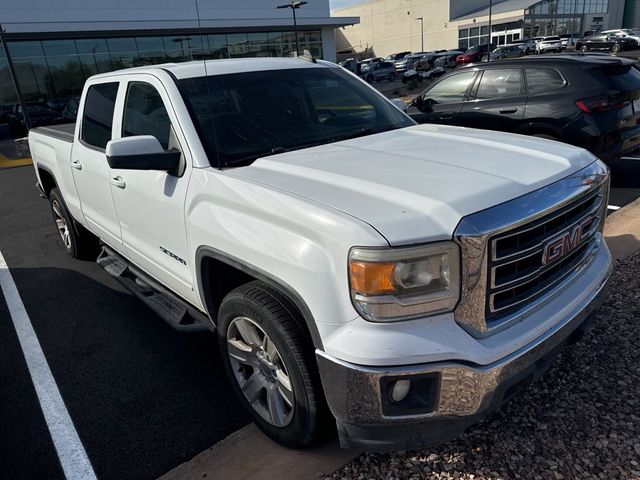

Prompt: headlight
[{"left": 348, "top": 241, "right": 461, "bottom": 322}]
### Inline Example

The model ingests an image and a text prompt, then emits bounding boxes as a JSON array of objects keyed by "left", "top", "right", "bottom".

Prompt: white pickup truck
[{"left": 29, "top": 57, "right": 612, "bottom": 451}]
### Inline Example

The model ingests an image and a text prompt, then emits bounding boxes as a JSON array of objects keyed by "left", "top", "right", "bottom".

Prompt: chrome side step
[{"left": 97, "top": 246, "right": 211, "bottom": 333}]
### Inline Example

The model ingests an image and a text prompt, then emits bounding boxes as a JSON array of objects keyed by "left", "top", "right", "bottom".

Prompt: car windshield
[{"left": 177, "top": 67, "right": 414, "bottom": 168}]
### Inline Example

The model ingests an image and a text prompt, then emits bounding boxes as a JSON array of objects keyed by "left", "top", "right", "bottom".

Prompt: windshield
[{"left": 177, "top": 67, "right": 414, "bottom": 168}]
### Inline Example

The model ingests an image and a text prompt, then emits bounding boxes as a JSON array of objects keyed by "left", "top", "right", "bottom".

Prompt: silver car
[{"left": 536, "top": 36, "right": 563, "bottom": 53}]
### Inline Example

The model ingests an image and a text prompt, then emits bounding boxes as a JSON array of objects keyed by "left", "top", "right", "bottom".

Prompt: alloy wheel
[
  {"left": 226, "top": 316, "right": 295, "bottom": 427},
  {"left": 52, "top": 200, "right": 71, "bottom": 250}
]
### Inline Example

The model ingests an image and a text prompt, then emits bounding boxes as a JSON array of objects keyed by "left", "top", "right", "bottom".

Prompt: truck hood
[{"left": 230, "top": 124, "right": 597, "bottom": 246}]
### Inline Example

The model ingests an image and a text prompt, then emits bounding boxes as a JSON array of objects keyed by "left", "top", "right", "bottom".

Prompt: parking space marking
[
  {"left": 0, "top": 250, "right": 96, "bottom": 480},
  {"left": 608, "top": 205, "right": 621, "bottom": 211}
]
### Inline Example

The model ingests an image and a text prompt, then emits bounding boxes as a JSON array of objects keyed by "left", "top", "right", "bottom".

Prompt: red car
[{"left": 456, "top": 44, "right": 495, "bottom": 65}]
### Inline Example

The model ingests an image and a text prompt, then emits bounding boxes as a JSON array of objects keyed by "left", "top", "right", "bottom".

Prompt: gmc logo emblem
[{"left": 542, "top": 216, "right": 594, "bottom": 265}]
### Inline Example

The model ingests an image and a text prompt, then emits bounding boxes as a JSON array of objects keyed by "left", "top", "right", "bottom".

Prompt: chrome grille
[{"left": 486, "top": 187, "right": 604, "bottom": 321}]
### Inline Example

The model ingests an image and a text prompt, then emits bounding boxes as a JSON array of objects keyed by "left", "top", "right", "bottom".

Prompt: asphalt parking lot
[
  {"left": 0, "top": 166, "right": 249, "bottom": 479},
  {"left": 1, "top": 154, "right": 640, "bottom": 479}
]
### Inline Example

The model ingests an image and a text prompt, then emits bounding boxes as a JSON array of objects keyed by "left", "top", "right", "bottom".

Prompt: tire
[
  {"left": 218, "top": 281, "right": 325, "bottom": 448},
  {"left": 388, "top": 72, "right": 396, "bottom": 82},
  {"left": 49, "top": 188, "right": 98, "bottom": 259},
  {"left": 581, "top": 45, "right": 588, "bottom": 52},
  {"left": 366, "top": 74, "right": 374, "bottom": 82},
  {"left": 611, "top": 43, "right": 621, "bottom": 54}
]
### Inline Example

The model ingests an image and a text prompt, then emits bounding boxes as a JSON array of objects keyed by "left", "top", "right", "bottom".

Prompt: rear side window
[
  {"left": 81, "top": 82, "right": 119, "bottom": 149},
  {"left": 475, "top": 69, "right": 524, "bottom": 100},
  {"left": 123, "top": 82, "right": 172, "bottom": 149},
  {"left": 526, "top": 69, "right": 566, "bottom": 94}
]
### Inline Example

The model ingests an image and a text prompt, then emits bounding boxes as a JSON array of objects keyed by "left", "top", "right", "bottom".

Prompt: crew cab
[{"left": 29, "top": 57, "right": 612, "bottom": 451}]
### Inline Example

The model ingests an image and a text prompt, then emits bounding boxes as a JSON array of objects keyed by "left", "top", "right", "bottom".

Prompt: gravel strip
[{"left": 328, "top": 251, "right": 640, "bottom": 480}]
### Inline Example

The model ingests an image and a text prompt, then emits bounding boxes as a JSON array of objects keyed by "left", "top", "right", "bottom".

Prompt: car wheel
[
  {"left": 611, "top": 43, "right": 621, "bottom": 54},
  {"left": 519, "top": 51, "right": 525, "bottom": 57},
  {"left": 388, "top": 72, "right": 396, "bottom": 82},
  {"left": 366, "top": 74, "right": 374, "bottom": 82},
  {"left": 581, "top": 45, "right": 588, "bottom": 52},
  {"left": 218, "top": 281, "right": 325, "bottom": 448},
  {"left": 49, "top": 187, "right": 98, "bottom": 259}
]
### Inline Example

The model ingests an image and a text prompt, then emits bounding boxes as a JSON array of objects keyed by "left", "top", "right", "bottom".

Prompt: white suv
[{"left": 536, "top": 36, "right": 563, "bottom": 53}]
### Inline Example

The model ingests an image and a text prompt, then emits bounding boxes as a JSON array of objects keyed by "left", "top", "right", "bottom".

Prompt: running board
[{"left": 97, "top": 246, "right": 211, "bottom": 333}]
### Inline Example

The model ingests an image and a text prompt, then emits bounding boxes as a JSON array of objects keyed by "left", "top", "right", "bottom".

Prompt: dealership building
[
  {"left": 0, "top": 0, "right": 357, "bottom": 110},
  {"left": 335, "top": 0, "right": 640, "bottom": 58}
]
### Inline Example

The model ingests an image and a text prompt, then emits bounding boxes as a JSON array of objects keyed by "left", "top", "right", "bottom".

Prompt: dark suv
[
  {"left": 407, "top": 55, "right": 640, "bottom": 162},
  {"left": 360, "top": 61, "right": 397, "bottom": 82}
]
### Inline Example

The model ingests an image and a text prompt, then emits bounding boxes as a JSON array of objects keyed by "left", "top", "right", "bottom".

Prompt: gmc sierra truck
[{"left": 29, "top": 57, "right": 612, "bottom": 451}]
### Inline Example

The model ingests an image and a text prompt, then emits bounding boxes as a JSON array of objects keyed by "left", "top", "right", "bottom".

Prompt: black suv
[{"left": 407, "top": 55, "right": 640, "bottom": 162}]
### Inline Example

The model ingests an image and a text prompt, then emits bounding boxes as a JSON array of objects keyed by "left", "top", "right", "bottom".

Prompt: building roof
[{"left": 452, "top": 0, "right": 537, "bottom": 22}]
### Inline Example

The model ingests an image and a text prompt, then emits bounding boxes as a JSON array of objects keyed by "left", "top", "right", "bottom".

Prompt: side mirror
[
  {"left": 106, "top": 135, "right": 180, "bottom": 174},
  {"left": 389, "top": 98, "right": 408, "bottom": 112}
]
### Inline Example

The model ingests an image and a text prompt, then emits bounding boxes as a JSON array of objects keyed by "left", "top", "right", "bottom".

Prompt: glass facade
[
  {"left": 458, "top": 21, "right": 522, "bottom": 50},
  {"left": 0, "top": 30, "right": 323, "bottom": 135},
  {"left": 524, "top": 0, "right": 609, "bottom": 37}
]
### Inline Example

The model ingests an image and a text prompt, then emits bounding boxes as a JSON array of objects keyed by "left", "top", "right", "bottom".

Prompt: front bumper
[{"left": 316, "top": 267, "right": 611, "bottom": 451}]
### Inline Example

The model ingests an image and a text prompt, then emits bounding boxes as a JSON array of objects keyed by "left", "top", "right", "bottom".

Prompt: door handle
[
  {"left": 499, "top": 108, "right": 518, "bottom": 114},
  {"left": 71, "top": 160, "right": 82, "bottom": 171},
  {"left": 110, "top": 176, "right": 126, "bottom": 189}
]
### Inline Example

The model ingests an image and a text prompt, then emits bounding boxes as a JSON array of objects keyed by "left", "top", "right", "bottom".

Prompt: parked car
[
  {"left": 483, "top": 45, "right": 525, "bottom": 61},
  {"left": 601, "top": 29, "right": 640, "bottom": 43},
  {"left": 536, "top": 36, "right": 563, "bottom": 53},
  {"left": 510, "top": 39, "right": 536, "bottom": 54},
  {"left": 386, "top": 51, "right": 411, "bottom": 62},
  {"left": 576, "top": 33, "right": 638, "bottom": 53},
  {"left": 46, "top": 97, "right": 73, "bottom": 112},
  {"left": 29, "top": 56, "right": 612, "bottom": 452},
  {"left": 559, "top": 34, "right": 579, "bottom": 49},
  {"left": 360, "top": 61, "right": 397, "bottom": 82},
  {"left": 433, "top": 50, "right": 464, "bottom": 68},
  {"left": 395, "top": 52, "right": 431, "bottom": 73},
  {"left": 456, "top": 44, "right": 495, "bottom": 65},
  {"left": 406, "top": 55, "right": 640, "bottom": 162},
  {"left": 359, "top": 57, "right": 385, "bottom": 69},
  {"left": 8, "top": 103, "right": 63, "bottom": 133}
]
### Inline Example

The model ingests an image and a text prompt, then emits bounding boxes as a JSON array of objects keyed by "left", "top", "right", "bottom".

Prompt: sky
[{"left": 329, "top": 0, "right": 363, "bottom": 11}]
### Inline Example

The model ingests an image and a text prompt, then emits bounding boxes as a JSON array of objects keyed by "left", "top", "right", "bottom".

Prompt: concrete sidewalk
[{"left": 158, "top": 199, "right": 640, "bottom": 480}]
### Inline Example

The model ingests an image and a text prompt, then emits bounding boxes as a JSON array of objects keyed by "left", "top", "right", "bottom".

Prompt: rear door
[
  {"left": 458, "top": 67, "right": 526, "bottom": 132},
  {"left": 71, "top": 80, "right": 123, "bottom": 247},
  {"left": 407, "top": 70, "right": 478, "bottom": 124}
]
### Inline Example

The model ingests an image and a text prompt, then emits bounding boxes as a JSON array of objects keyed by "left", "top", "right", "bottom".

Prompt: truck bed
[{"left": 31, "top": 123, "right": 75, "bottom": 143}]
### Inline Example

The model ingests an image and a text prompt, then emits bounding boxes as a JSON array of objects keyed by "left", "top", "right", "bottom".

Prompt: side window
[
  {"left": 81, "top": 82, "right": 119, "bottom": 150},
  {"left": 526, "top": 69, "right": 566, "bottom": 95},
  {"left": 475, "top": 69, "right": 524, "bottom": 100},
  {"left": 425, "top": 71, "right": 476, "bottom": 105},
  {"left": 122, "top": 82, "right": 172, "bottom": 149}
]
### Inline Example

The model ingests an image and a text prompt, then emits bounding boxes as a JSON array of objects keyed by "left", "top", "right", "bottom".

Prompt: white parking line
[
  {"left": 0, "top": 250, "right": 97, "bottom": 480},
  {"left": 608, "top": 205, "right": 621, "bottom": 211}
]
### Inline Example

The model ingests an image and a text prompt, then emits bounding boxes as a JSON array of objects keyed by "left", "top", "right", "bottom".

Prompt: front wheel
[
  {"left": 581, "top": 45, "right": 588, "bottom": 52},
  {"left": 611, "top": 43, "right": 621, "bottom": 54},
  {"left": 218, "top": 281, "right": 324, "bottom": 448}
]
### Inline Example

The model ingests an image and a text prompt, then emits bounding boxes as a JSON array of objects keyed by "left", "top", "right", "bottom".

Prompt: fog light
[{"left": 391, "top": 379, "right": 411, "bottom": 402}]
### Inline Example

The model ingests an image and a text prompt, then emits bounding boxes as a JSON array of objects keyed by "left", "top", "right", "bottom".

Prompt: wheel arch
[
  {"left": 36, "top": 163, "right": 58, "bottom": 198},
  {"left": 515, "top": 121, "right": 564, "bottom": 140},
  {"left": 196, "top": 246, "right": 324, "bottom": 349}
]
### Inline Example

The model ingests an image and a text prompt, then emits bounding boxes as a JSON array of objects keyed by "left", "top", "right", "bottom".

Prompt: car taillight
[{"left": 576, "top": 94, "right": 630, "bottom": 113}]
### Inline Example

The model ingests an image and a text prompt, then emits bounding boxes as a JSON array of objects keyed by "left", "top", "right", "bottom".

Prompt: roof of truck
[{"left": 91, "top": 57, "right": 332, "bottom": 81}]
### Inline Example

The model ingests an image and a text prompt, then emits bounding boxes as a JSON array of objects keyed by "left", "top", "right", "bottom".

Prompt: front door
[
  {"left": 71, "top": 80, "right": 123, "bottom": 248},
  {"left": 108, "top": 75, "right": 195, "bottom": 304},
  {"left": 407, "top": 70, "right": 478, "bottom": 125}
]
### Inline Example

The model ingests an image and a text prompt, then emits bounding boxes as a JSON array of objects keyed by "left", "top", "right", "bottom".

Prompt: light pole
[
  {"left": 415, "top": 17, "right": 424, "bottom": 52},
  {"left": 277, "top": 1, "right": 307, "bottom": 57},
  {"left": 487, "top": 0, "right": 493, "bottom": 61}
]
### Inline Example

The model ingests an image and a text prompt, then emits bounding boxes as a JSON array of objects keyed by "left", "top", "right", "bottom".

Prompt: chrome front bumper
[{"left": 316, "top": 265, "right": 611, "bottom": 451}]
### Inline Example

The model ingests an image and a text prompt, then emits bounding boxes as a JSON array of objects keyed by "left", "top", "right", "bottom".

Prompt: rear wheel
[
  {"left": 49, "top": 188, "right": 98, "bottom": 259},
  {"left": 218, "top": 281, "right": 324, "bottom": 448},
  {"left": 611, "top": 43, "right": 621, "bottom": 54}
]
